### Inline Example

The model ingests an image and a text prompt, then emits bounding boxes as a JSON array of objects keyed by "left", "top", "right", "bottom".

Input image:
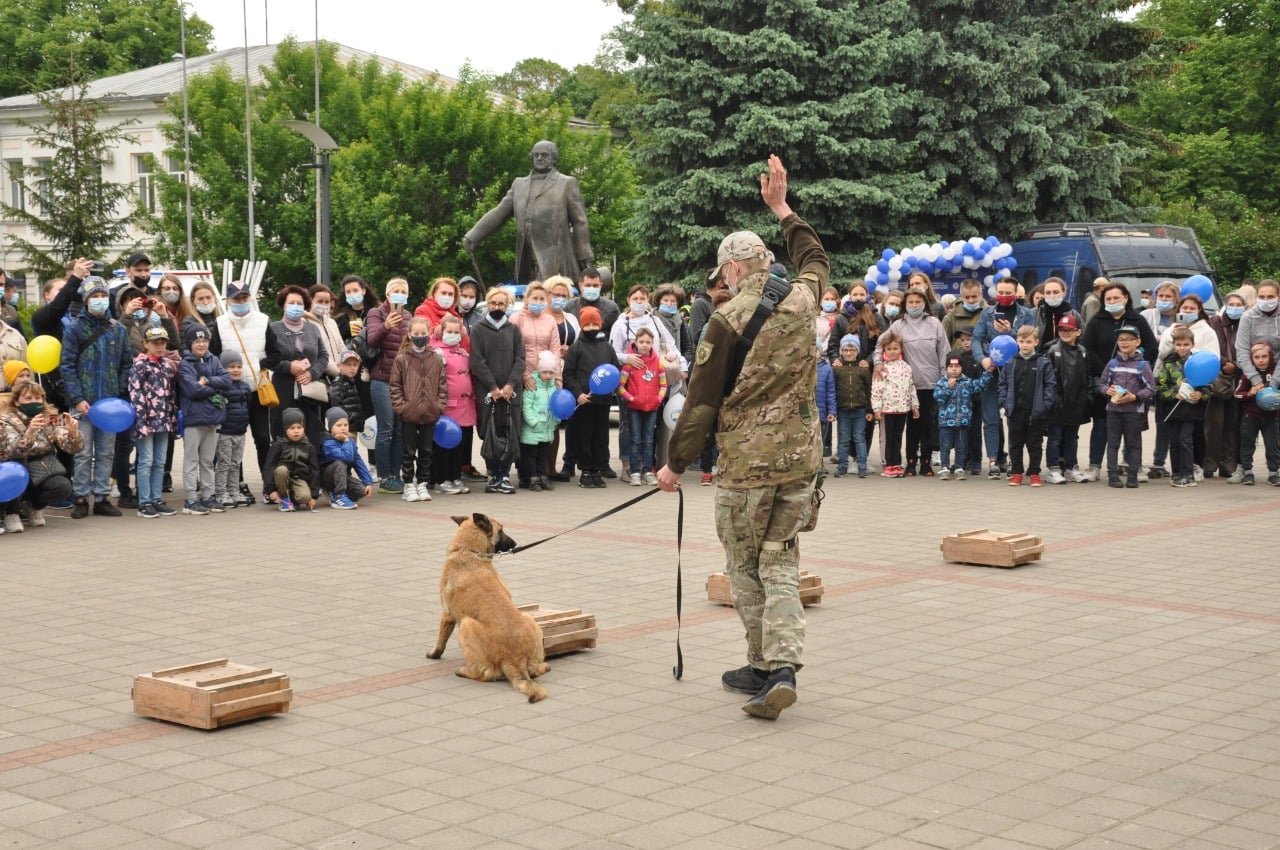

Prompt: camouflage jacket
[{"left": 666, "top": 214, "right": 828, "bottom": 487}]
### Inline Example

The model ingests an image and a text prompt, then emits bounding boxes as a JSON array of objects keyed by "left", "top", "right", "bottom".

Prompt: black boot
[
  {"left": 743, "top": 667, "right": 797, "bottom": 720},
  {"left": 722, "top": 665, "right": 769, "bottom": 695},
  {"left": 538, "top": 475, "right": 554, "bottom": 491},
  {"left": 550, "top": 464, "right": 574, "bottom": 483}
]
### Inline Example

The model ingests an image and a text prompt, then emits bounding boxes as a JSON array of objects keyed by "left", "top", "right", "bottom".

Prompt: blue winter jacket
[
  {"left": 998, "top": 353, "right": 1057, "bottom": 421},
  {"left": 933, "top": 371, "right": 992, "bottom": 428},
  {"left": 219, "top": 379, "right": 252, "bottom": 436},
  {"left": 322, "top": 436, "right": 374, "bottom": 486},
  {"left": 59, "top": 313, "right": 132, "bottom": 407},
  {"left": 815, "top": 359, "right": 836, "bottom": 420},
  {"left": 971, "top": 304, "right": 1038, "bottom": 362},
  {"left": 178, "top": 351, "right": 233, "bottom": 428}
]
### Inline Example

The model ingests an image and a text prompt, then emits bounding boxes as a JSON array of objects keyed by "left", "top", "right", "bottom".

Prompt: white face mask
[
  {"left": 313, "top": 304, "right": 331, "bottom": 318},
  {"left": 442, "top": 331, "right": 462, "bottom": 346},
  {"left": 630, "top": 301, "right": 649, "bottom": 315},
  {"left": 435, "top": 294, "right": 454, "bottom": 310},
  {"left": 458, "top": 297, "right": 476, "bottom": 312}
]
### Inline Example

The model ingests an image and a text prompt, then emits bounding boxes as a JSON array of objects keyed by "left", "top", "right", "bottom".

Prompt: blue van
[{"left": 1009, "top": 223, "right": 1218, "bottom": 309}]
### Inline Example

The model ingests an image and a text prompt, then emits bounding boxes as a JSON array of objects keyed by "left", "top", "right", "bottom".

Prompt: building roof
[{"left": 0, "top": 42, "right": 457, "bottom": 112}]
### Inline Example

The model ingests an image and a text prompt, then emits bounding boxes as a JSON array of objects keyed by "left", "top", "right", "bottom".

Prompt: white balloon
[
  {"left": 963, "top": 257, "right": 979, "bottom": 270},
  {"left": 887, "top": 268, "right": 902, "bottom": 282},
  {"left": 887, "top": 256, "right": 903, "bottom": 270},
  {"left": 360, "top": 416, "right": 377, "bottom": 449},
  {"left": 983, "top": 275, "right": 994, "bottom": 287},
  {"left": 969, "top": 236, "right": 984, "bottom": 246},
  {"left": 663, "top": 392, "right": 685, "bottom": 431},
  {"left": 875, "top": 285, "right": 889, "bottom": 296}
]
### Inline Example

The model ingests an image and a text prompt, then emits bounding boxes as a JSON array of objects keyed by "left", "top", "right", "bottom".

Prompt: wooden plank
[
  {"left": 211, "top": 688, "right": 295, "bottom": 719},
  {"left": 195, "top": 668, "right": 273, "bottom": 687},
  {"left": 151, "top": 658, "right": 228, "bottom": 678}
]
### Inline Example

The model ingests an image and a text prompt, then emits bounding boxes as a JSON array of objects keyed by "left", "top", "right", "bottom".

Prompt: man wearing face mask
[
  {"left": 124, "top": 253, "right": 154, "bottom": 295},
  {"left": 1, "top": 269, "right": 25, "bottom": 334},
  {"left": 971, "top": 279, "right": 1036, "bottom": 477},
  {"left": 216, "top": 282, "right": 271, "bottom": 501},
  {"left": 942, "top": 279, "right": 987, "bottom": 348},
  {"left": 59, "top": 276, "right": 134, "bottom": 519},
  {"left": 566, "top": 267, "right": 620, "bottom": 336},
  {"left": 1034, "top": 277, "right": 1082, "bottom": 349}
]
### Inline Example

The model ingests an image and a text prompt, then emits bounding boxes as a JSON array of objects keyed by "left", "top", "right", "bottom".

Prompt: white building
[{"left": 0, "top": 43, "right": 455, "bottom": 297}]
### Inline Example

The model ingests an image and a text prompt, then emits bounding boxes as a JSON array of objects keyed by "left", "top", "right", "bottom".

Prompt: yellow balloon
[{"left": 26, "top": 335, "right": 62, "bottom": 374}]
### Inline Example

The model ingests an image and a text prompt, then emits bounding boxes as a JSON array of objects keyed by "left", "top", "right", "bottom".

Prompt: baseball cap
[
  {"left": 1056, "top": 314, "right": 1080, "bottom": 331},
  {"left": 339, "top": 349, "right": 361, "bottom": 363},
  {"left": 954, "top": 325, "right": 974, "bottom": 337},
  {"left": 1115, "top": 324, "right": 1140, "bottom": 338},
  {"left": 144, "top": 326, "right": 169, "bottom": 342},
  {"left": 125, "top": 252, "right": 151, "bottom": 268},
  {"left": 708, "top": 230, "right": 767, "bottom": 280},
  {"left": 226, "top": 281, "right": 251, "bottom": 299}
]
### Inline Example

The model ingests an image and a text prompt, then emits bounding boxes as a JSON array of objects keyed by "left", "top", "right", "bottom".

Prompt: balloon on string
[
  {"left": 589, "top": 364, "right": 620, "bottom": 394},
  {"left": 876, "top": 272, "right": 889, "bottom": 286},
  {"left": 549, "top": 388, "right": 577, "bottom": 419},
  {"left": 86, "top": 398, "right": 136, "bottom": 433},
  {"left": 359, "top": 416, "right": 377, "bottom": 449},
  {"left": 881, "top": 248, "right": 896, "bottom": 261},
  {"left": 0, "top": 461, "right": 29, "bottom": 501},
  {"left": 26, "top": 335, "right": 62, "bottom": 374},
  {"left": 1180, "top": 275, "right": 1214, "bottom": 303},
  {"left": 962, "top": 243, "right": 976, "bottom": 256},
  {"left": 989, "top": 335, "right": 1018, "bottom": 367},
  {"left": 663, "top": 392, "right": 686, "bottom": 430},
  {"left": 876, "top": 259, "right": 890, "bottom": 274},
  {"left": 1182, "top": 351, "right": 1221, "bottom": 387},
  {"left": 1005, "top": 257, "right": 1017, "bottom": 271},
  {"left": 1257, "top": 387, "right": 1280, "bottom": 412},
  {"left": 434, "top": 416, "right": 462, "bottom": 449}
]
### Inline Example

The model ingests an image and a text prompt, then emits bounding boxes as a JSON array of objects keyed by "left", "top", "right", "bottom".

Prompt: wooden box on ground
[
  {"left": 706, "top": 571, "right": 824, "bottom": 607},
  {"left": 518, "top": 605, "right": 597, "bottom": 657},
  {"left": 132, "top": 659, "right": 292, "bottom": 730},
  {"left": 941, "top": 528, "right": 1044, "bottom": 568}
]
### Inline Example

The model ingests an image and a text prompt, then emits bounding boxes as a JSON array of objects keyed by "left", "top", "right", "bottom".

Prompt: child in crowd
[
  {"left": 1043, "top": 314, "right": 1092, "bottom": 483},
  {"left": 1235, "top": 341, "right": 1279, "bottom": 486},
  {"left": 0, "top": 379, "right": 81, "bottom": 532},
  {"left": 213, "top": 349, "right": 252, "bottom": 509},
  {"left": 870, "top": 331, "right": 917, "bottom": 478},
  {"left": 934, "top": 352, "right": 991, "bottom": 480},
  {"left": 263, "top": 407, "right": 320, "bottom": 512},
  {"left": 390, "top": 316, "right": 447, "bottom": 504},
  {"left": 1157, "top": 327, "right": 1208, "bottom": 487},
  {"left": 321, "top": 407, "right": 374, "bottom": 508},
  {"left": 327, "top": 349, "right": 367, "bottom": 436},
  {"left": 128, "top": 326, "right": 179, "bottom": 517},
  {"left": 432, "top": 315, "right": 474, "bottom": 495},
  {"left": 619, "top": 327, "right": 668, "bottom": 485},
  {"left": 815, "top": 342, "right": 836, "bottom": 467},
  {"left": 953, "top": 327, "right": 985, "bottom": 476},
  {"left": 177, "top": 326, "right": 232, "bottom": 515},
  {"left": 999, "top": 326, "right": 1056, "bottom": 486},
  {"left": 1098, "top": 325, "right": 1156, "bottom": 488},
  {"left": 564, "top": 306, "right": 619, "bottom": 488},
  {"left": 519, "top": 350, "right": 561, "bottom": 491},
  {"left": 833, "top": 334, "right": 871, "bottom": 478}
]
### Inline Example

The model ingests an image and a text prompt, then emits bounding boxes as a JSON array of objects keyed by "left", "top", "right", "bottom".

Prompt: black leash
[{"left": 499, "top": 487, "right": 662, "bottom": 555}]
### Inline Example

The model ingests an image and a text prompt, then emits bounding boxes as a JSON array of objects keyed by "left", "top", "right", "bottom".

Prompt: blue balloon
[
  {"left": 1183, "top": 351, "right": 1221, "bottom": 387},
  {"left": 0, "top": 461, "right": 29, "bottom": 501},
  {"left": 589, "top": 363, "right": 621, "bottom": 394},
  {"left": 434, "top": 416, "right": 462, "bottom": 449},
  {"left": 87, "top": 398, "right": 136, "bottom": 434},
  {"left": 876, "top": 259, "right": 890, "bottom": 274},
  {"left": 962, "top": 243, "right": 976, "bottom": 256},
  {"left": 881, "top": 248, "right": 896, "bottom": 261},
  {"left": 939, "top": 240, "right": 950, "bottom": 250},
  {"left": 1257, "top": 387, "right": 1280, "bottom": 412},
  {"left": 984, "top": 235, "right": 1000, "bottom": 249},
  {"left": 1181, "top": 274, "right": 1214, "bottom": 303},
  {"left": 989, "top": 335, "right": 1018, "bottom": 367},
  {"left": 1005, "top": 257, "right": 1017, "bottom": 271},
  {"left": 876, "top": 272, "right": 889, "bottom": 286},
  {"left": 549, "top": 388, "right": 577, "bottom": 419}
]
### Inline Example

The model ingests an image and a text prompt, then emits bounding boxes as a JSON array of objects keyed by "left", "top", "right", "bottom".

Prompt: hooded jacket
[
  {"left": 432, "top": 338, "right": 477, "bottom": 428},
  {"left": 128, "top": 351, "right": 179, "bottom": 435},
  {"left": 1237, "top": 303, "right": 1280, "bottom": 386},
  {"left": 178, "top": 349, "right": 233, "bottom": 428},
  {"left": 563, "top": 331, "right": 619, "bottom": 407},
  {"left": 874, "top": 312, "right": 950, "bottom": 389},
  {"left": 999, "top": 352, "right": 1057, "bottom": 421},
  {"left": 389, "top": 344, "right": 447, "bottom": 425},
  {"left": 1099, "top": 349, "right": 1156, "bottom": 413},
  {"left": 59, "top": 309, "right": 133, "bottom": 408},
  {"left": 1157, "top": 354, "right": 1208, "bottom": 422},
  {"left": 520, "top": 373, "right": 560, "bottom": 444},
  {"left": 934, "top": 371, "right": 992, "bottom": 428}
]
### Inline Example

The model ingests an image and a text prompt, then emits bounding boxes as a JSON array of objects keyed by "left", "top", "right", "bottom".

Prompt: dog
[{"left": 426, "top": 513, "right": 549, "bottom": 702}]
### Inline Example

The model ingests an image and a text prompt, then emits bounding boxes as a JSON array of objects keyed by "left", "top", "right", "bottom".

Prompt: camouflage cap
[{"left": 709, "top": 230, "right": 768, "bottom": 280}]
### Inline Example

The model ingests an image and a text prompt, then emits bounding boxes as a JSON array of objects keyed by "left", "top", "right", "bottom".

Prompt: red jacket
[
  {"left": 414, "top": 298, "right": 470, "bottom": 351},
  {"left": 619, "top": 347, "right": 668, "bottom": 413}
]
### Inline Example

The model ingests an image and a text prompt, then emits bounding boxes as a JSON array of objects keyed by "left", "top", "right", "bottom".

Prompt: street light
[
  {"left": 176, "top": 1, "right": 193, "bottom": 265},
  {"left": 280, "top": 120, "right": 337, "bottom": 286}
]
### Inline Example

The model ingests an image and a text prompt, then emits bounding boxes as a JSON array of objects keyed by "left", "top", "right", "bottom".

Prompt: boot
[
  {"left": 550, "top": 463, "right": 574, "bottom": 483},
  {"left": 71, "top": 497, "right": 90, "bottom": 519},
  {"left": 538, "top": 475, "right": 554, "bottom": 491},
  {"left": 742, "top": 667, "right": 797, "bottom": 720},
  {"left": 722, "top": 665, "right": 769, "bottom": 695}
]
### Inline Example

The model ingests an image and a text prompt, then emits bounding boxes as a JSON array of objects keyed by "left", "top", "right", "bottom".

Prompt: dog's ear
[
  {"left": 451, "top": 515, "right": 468, "bottom": 526},
  {"left": 471, "top": 513, "right": 493, "bottom": 535}
]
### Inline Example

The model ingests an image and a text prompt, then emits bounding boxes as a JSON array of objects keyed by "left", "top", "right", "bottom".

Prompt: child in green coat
[{"left": 519, "top": 350, "right": 562, "bottom": 491}]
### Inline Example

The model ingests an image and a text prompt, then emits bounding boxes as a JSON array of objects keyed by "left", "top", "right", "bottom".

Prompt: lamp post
[
  {"left": 280, "top": 120, "right": 337, "bottom": 286},
  {"left": 175, "top": 6, "right": 193, "bottom": 265}
]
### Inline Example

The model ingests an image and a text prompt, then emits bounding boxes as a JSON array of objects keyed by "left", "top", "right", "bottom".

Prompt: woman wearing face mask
[
  {"left": 544, "top": 276, "right": 581, "bottom": 481},
  {"left": 1138, "top": 281, "right": 1180, "bottom": 341},
  {"left": 1080, "top": 283, "right": 1157, "bottom": 480},
  {"left": 179, "top": 281, "right": 223, "bottom": 354},
  {"left": 263, "top": 285, "right": 330, "bottom": 451},
  {"left": 512, "top": 282, "right": 561, "bottom": 393},
  {"left": 1034, "top": 277, "right": 1082, "bottom": 349},
  {"left": 904, "top": 271, "right": 947, "bottom": 319},
  {"left": 1209, "top": 292, "right": 1248, "bottom": 480},
  {"left": 307, "top": 285, "right": 346, "bottom": 380},
  {"left": 456, "top": 276, "right": 483, "bottom": 332},
  {"left": 216, "top": 281, "right": 270, "bottom": 503},
  {"left": 827, "top": 282, "right": 881, "bottom": 366},
  {"left": 1153, "top": 293, "right": 1221, "bottom": 480},
  {"left": 653, "top": 283, "right": 694, "bottom": 373},
  {"left": 414, "top": 277, "right": 466, "bottom": 342},
  {"left": 362, "top": 278, "right": 411, "bottom": 492},
  {"left": 878, "top": 290, "right": 905, "bottom": 328},
  {"left": 469, "top": 287, "right": 525, "bottom": 494},
  {"left": 875, "top": 288, "right": 949, "bottom": 476},
  {"left": 334, "top": 274, "right": 381, "bottom": 344},
  {"left": 0, "top": 379, "right": 83, "bottom": 532},
  {"left": 1237, "top": 279, "right": 1280, "bottom": 391}
]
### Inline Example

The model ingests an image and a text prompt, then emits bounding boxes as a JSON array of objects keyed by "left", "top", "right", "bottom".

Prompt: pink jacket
[
  {"left": 512, "top": 310, "right": 561, "bottom": 379},
  {"left": 432, "top": 339, "right": 477, "bottom": 427}
]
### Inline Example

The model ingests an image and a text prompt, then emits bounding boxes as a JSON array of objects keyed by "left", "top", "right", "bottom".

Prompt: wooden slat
[{"left": 151, "top": 658, "right": 228, "bottom": 677}]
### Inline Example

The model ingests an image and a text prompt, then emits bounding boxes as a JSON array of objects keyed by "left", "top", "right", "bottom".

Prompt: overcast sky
[{"left": 185, "top": 0, "right": 629, "bottom": 78}]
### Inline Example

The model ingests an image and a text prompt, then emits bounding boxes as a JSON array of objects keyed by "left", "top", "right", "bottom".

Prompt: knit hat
[
  {"left": 3, "top": 360, "right": 30, "bottom": 386},
  {"left": 579, "top": 306, "right": 602, "bottom": 328},
  {"left": 80, "top": 276, "right": 109, "bottom": 300},
  {"left": 282, "top": 408, "right": 306, "bottom": 430},
  {"left": 536, "top": 350, "right": 560, "bottom": 373},
  {"left": 219, "top": 349, "right": 243, "bottom": 368},
  {"left": 839, "top": 334, "right": 860, "bottom": 351},
  {"left": 325, "top": 407, "right": 348, "bottom": 431},
  {"left": 184, "top": 324, "right": 210, "bottom": 347}
]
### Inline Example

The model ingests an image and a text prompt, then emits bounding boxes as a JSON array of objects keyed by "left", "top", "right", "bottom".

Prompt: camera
[
  {"left": 89, "top": 260, "right": 106, "bottom": 277},
  {"left": 144, "top": 298, "right": 156, "bottom": 310}
]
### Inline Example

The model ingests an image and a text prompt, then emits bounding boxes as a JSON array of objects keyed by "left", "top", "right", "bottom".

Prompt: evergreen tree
[
  {"left": 904, "top": 0, "right": 1141, "bottom": 239},
  {"left": 617, "top": 0, "right": 938, "bottom": 284},
  {"left": 0, "top": 66, "right": 139, "bottom": 279}
]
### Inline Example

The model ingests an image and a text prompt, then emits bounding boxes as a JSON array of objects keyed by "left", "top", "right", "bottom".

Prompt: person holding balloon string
[
  {"left": 1156, "top": 327, "right": 1210, "bottom": 488},
  {"left": 971, "top": 278, "right": 1036, "bottom": 478},
  {"left": 562, "top": 305, "right": 619, "bottom": 489},
  {"left": 617, "top": 327, "right": 668, "bottom": 486},
  {"left": 518, "top": 350, "right": 563, "bottom": 492},
  {"left": 1234, "top": 340, "right": 1280, "bottom": 486},
  {"left": 430, "top": 316, "right": 475, "bottom": 496},
  {"left": 0, "top": 379, "right": 82, "bottom": 533},
  {"left": 390, "top": 316, "right": 448, "bottom": 504}
]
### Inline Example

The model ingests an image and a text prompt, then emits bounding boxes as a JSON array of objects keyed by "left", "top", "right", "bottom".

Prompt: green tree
[
  {"left": 0, "top": 0, "right": 214, "bottom": 98},
  {"left": 0, "top": 67, "right": 139, "bottom": 279},
  {"left": 904, "top": 0, "right": 1142, "bottom": 240},
  {"left": 616, "top": 0, "right": 939, "bottom": 284},
  {"left": 492, "top": 58, "right": 572, "bottom": 106}
]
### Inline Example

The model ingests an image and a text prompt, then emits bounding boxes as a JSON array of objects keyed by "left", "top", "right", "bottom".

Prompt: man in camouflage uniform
[{"left": 657, "top": 155, "right": 828, "bottom": 720}]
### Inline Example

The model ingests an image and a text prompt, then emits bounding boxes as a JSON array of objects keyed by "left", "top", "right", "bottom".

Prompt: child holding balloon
[
  {"left": 1156, "top": 327, "right": 1207, "bottom": 487},
  {"left": 519, "top": 350, "right": 562, "bottom": 491},
  {"left": 1098, "top": 325, "right": 1157, "bottom": 488},
  {"left": 1235, "top": 341, "right": 1280, "bottom": 486},
  {"left": 390, "top": 316, "right": 447, "bottom": 503},
  {"left": 431, "top": 316, "right": 474, "bottom": 495}
]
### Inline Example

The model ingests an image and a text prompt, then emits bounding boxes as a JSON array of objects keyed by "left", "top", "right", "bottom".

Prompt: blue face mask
[
  {"left": 884, "top": 305, "right": 900, "bottom": 319},
  {"left": 1105, "top": 302, "right": 1125, "bottom": 315},
  {"left": 5, "top": 293, "right": 17, "bottom": 307},
  {"left": 87, "top": 297, "right": 110, "bottom": 316},
  {"left": 906, "top": 306, "right": 925, "bottom": 319},
  {"left": 345, "top": 293, "right": 364, "bottom": 307},
  {"left": 658, "top": 303, "right": 678, "bottom": 316},
  {"left": 550, "top": 296, "right": 568, "bottom": 311},
  {"left": 1225, "top": 305, "right": 1245, "bottom": 320},
  {"left": 387, "top": 293, "right": 408, "bottom": 307},
  {"left": 963, "top": 300, "right": 982, "bottom": 312},
  {"left": 821, "top": 301, "right": 837, "bottom": 313},
  {"left": 284, "top": 304, "right": 306, "bottom": 321},
  {"left": 1177, "top": 312, "right": 1198, "bottom": 324},
  {"left": 148, "top": 313, "right": 163, "bottom": 327},
  {"left": 527, "top": 302, "right": 546, "bottom": 316},
  {"left": 582, "top": 287, "right": 600, "bottom": 302},
  {"left": 230, "top": 301, "right": 252, "bottom": 317},
  {"left": 132, "top": 309, "right": 147, "bottom": 321},
  {"left": 1155, "top": 299, "right": 1174, "bottom": 312}
]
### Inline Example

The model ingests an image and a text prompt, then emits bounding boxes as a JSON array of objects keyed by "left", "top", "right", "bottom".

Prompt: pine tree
[
  {"left": 617, "top": 0, "right": 939, "bottom": 283},
  {"left": 1, "top": 67, "right": 139, "bottom": 279},
  {"left": 904, "top": 0, "right": 1141, "bottom": 240}
]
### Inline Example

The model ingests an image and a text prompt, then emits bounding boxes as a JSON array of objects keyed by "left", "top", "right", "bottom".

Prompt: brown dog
[{"left": 426, "top": 513, "right": 549, "bottom": 702}]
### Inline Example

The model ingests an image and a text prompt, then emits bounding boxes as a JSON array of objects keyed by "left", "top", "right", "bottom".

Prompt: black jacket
[
  {"left": 1045, "top": 339, "right": 1092, "bottom": 425},
  {"left": 1081, "top": 309, "right": 1157, "bottom": 378},
  {"left": 563, "top": 332, "right": 620, "bottom": 406},
  {"left": 263, "top": 437, "right": 320, "bottom": 497}
]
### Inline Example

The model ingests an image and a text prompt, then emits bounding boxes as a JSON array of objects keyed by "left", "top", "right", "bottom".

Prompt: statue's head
[{"left": 530, "top": 140, "right": 559, "bottom": 173}]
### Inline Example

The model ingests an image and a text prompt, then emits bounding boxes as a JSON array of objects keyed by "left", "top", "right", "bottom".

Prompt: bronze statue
[{"left": 464, "top": 140, "right": 594, "bottom": 284}]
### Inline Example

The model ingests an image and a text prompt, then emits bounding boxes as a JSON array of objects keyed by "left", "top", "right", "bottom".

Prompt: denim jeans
[
  {"left": 72, "top": 415, "right": 116, "bottom": 498},
  {"left": 1046, "top": 423, "right": 1079, "bottom": 471},
  {"left": 616, "top": 396, "right": 631, "bottom": 470},
  {"left": 370, "top": 379, "right": 402, "bottom": 479},
  {"left": 938, "top": 425, "right": 968, "bottom": 471},
  {"left": 626, "top": 407, "right": 658, "bottom": 474},
  {"left": 135, "top": 431, "right": 169, "bottom": 505},
  {"left": 979, "top": 384, "right": 1003, "bottom": 461},
  {"left": 836, "top": 407, "right": 867, "bottom": 471}
]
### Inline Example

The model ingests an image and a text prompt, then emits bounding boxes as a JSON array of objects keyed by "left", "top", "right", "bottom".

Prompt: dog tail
[{"left": 502, "top": 661, "right": 547, "bottom": 703}]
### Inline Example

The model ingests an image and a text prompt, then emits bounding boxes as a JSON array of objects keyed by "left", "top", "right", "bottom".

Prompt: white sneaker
[
  {"left": 953, "top": 469, "right": 966, "bottom": 481},
  {"left": 1069, "top": 466, "right": 1086, "bottom": 483},
  {"left": 643, "top": 472, "right": 658, "bottom": 486},
  {"left": 937, "top": 468, "right": 951, "bottom": 480},
  {"left": 1045, "top": 469, "right": 1067, "bottom": 485},
  {"left": 402, "top": 486, "right": 420, "bottom": 503},
  {"left": 629, "top": 474, "right": 642, "bottom": 487},
  {"left": 1083, "top": 465, "right": 1100, "bottom": 482},
  {"left": 1137, "top": 467, "right": 1149, "bottom": 483},
  {"left": 619, "top": 470, "right": 632, "bottom": 484},
  {"left": 28, "top": 509, "right": 45, "bottom": 527},
  {"left": 417, "top": 482, "right": 432, "bottom": 501},
  {"left": 4, "top": 514, "right": 23, "bottom": 534},
  {"left": 1193, "top": 465, "right": 1204, "bottom": 483},
  {"left": 931, "top": 451, "right": 941, "bottom": 468},
  {"left": 1227, "top": 468, "right": 1245, "bottom": 484},
  {"left": 438, "top": 480, "right": 462, "bottom": 495},
  {"left": 453, "top": 479, "right": 470, "bottom": 495}
]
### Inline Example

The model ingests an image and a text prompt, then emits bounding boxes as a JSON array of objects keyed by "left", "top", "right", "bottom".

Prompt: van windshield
[{"left": 1092, "top": 226, "right": 1208, "bottom": 277}]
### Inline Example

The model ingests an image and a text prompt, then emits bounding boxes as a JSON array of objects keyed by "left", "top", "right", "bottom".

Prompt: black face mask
[
  {"left": 489, "top": 309, "right": 507, "bottom": 322},
  {"left": 132, "top": 275, "right": 151, "bottom": 289}
]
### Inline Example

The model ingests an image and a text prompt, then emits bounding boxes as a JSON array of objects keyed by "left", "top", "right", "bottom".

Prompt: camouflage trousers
[{"left": 714, "top": 477, "right": 815, "bottom": 672}]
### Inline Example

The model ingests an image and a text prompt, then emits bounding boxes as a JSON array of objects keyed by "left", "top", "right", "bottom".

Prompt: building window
[
  {"left": 136, "top": 154, "right": 186, "bottom": 214},
  {"left": 5, "top": 159, "right": 24, "bottom": 213}
]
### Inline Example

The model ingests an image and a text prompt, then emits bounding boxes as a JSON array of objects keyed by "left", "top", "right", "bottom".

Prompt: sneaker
[
  {"left": 136, "top": 502, "right": 159, "bottom": 519},
  {"left": 629, "top": 471, "right": 643, "bottom": 487},
  {"left": 236, "top": 485, "right": 256, "bottom": 507},
  {"left": 417, "top": 482, "right": 433, "bottom": 501},
  {"left": 495, "top": 477, "right": 517, "bottom": 495},
  {"left": 619, "top": 469, "right": 632, "bottom": 484},
  {"left": 403, "top": 485, "right": 420, "bottom": 503},
  {"left": 539, "top": 476, "right": 554, "bottom": 491},
  {"left": 578, "top": 474, "right": 593, "bottom": 489},
  {"left": 1170, "top": 476, "right": 1187, "bottom": 488},
  {"left": 153, "top": 500, "right": 177, "bottom": 517},
  {"left": 379, "top": 476, "right": 404, "bottom": 494},
  {"left": 530, "top": 478, "right": 544, "bottom": 492},
  {"left": 952, "top": 469, "right": 965, "bottom": 481},
  {"left": 117, "top": 493, "right": 139, "bottom": 510},
  {"left": 453, "top": 479, "right": 471, "bottom": 495},
  {"left": 600, "top": 467, "right": 617, "bottom": 479},
  {"left": 931, "top": 451, "right": 942, "bottom": 468},
  {"left": 1029, "top": 474, "right": 1043, "bottom": 487},
  {"left": 833, "top": 468, "right": 847, "bottom": 478},
  {"left": 937, "top": 468, "right": 950, "bottom": 480},
  {"left": 1147, "top": 466, "right": 1165, "bottom": 480},
  {"left": 549, "top": 468, "right": 573, "bottom": 483},
  {"left": 1135, "top": 467, "right": 1147, "bottom": 483},
  {"left": 987, "top": 462, "right": 1002, "bottom": 480},
  {"left": 3, "top": 514, "right": 23, "bottom": 534},
  {"left": 701, "top": 472, "right": 714, "bottom": 486},
  {"left": 438, "top": 480, "right": 462, "bottom": 495},
  {"left": 920, "top": 464, "right": 934, "bottom": 477},
  {"left": 1243, "top": 471, "right": 1255, "bottom": 485},
  {"left": 28, "top": 509, "right": 45, "bottom": 527},
  {"left": 1227, "top": 468, "right": 1245, "bottom": 484},
  {"left": 1193, "top": 465, "right": 1204, "bottom": 483},
  {"left": 590, "top": 473, "right": 607, "bottom": 489},
  {"left": 330, "top": 494, "right": 357, "bottom": 510},
  {"left": 742, "top": 667, "right": 797, "bottom": 720},
  {"left": 1069, "top": 467, "right": 1087, "bottom": 483},
  {"left": 1084, "top": 465, "right": 1100, "bottom": 482},
  {"left": 721, "top": 665, "right": 769, "bottom": 695},
  {"left": 904, "top": 462, "right": 917, "bottom": 477},
  {"left": 71, "top": 498, "right": 90, "bottom": 519},
  {"left": 1269, "top": 473, "right": 1280, "bottom": 487},
  {"left": 182, "top": 499, "right": 209, "bottom": 515},
  {"left": 1008, "top": 474, "right": 1024, "bottom": 486},
  {"left": 204, "top": 497, "right": 226, "bottom": 513},
  {"left": 1045, "top": 469, "right": 1067, "bottom": 485},
  {"left": 1126, "top": 478, "right": 1140, "bottom": 489},
  {"left": 1109, "top": 477, "right": 1123, "bottom": 488},
  {"left": 219, "top": 495, "right": 238, "bottom": 510},
  {"left": 93, "top": 499, "right": 122, "bottom": 517},
  {"left": 643, "top": 472, "right": 658, "bottom": 486},
  {"left": 279, "top": 497, "right": 296, "bottom": 512}
]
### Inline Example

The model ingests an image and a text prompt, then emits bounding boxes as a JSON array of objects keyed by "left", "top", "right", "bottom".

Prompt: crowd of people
[{"left": 2, "top": 251, "right": 1278, "bottom": 536}]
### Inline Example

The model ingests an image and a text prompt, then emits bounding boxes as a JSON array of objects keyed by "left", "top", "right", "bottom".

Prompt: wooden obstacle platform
[
  {"left": 706, "top": 571, "right": 825, "bottom": 607},
  {"left": 518, "top": 604, "right": 598, "bottom": 657},
  {"left": 941, "top": 528, "right": 1044, "bottom": 568},
  {"left": 132, "top": 658, "right": 292, "bottom": 730}
]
